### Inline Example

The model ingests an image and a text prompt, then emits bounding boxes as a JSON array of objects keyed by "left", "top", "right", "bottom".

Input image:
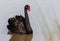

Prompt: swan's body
[{"left": 7, "top": 5, "right": 33, "bottom": 34}]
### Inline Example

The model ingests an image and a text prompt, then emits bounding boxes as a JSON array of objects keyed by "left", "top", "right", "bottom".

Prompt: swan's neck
[
  {"left": 24, "top": 9, "right": 30, "bottom": 25},
  {"left": 25, "top": 10, "right": 28, "bottom": 19}
]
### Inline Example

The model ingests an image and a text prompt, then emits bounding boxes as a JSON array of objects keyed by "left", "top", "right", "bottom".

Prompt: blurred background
[{"left": 0, "top": 0, "right": 60, "bottom": 41}]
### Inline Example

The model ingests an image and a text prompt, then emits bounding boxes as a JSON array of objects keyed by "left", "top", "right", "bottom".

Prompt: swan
[{"left": 7, "top": 5, "right": 33, "bottom": 34}]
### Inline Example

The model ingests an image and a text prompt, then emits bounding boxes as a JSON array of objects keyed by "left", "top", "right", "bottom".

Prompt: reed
[
  {"left": 41, "top": 14, "right": 53, "bottom": 41},
  {"left": 54, "top": 19, "right": 60, "bottom": 41}
]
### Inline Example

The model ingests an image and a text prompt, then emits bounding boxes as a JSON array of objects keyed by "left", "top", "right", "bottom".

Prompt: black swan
[{"left": 7, "top": 5, "right": 33, "bottom": 34}]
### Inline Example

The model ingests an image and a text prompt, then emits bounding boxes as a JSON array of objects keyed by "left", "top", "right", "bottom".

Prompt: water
[
  {"left": 0, "top": 31, "right": 33, "bottom": 41},
  {"left": 8, "top": 32, "right": 33, "bottom": 41}
]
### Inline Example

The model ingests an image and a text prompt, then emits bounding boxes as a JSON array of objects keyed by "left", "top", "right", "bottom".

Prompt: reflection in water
[{"left": 8, "top": 32, "right": 33, "bottom": 41}]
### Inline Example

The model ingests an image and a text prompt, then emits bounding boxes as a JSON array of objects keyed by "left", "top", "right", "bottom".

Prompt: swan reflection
[{"left": 8, "top": 32, "right": 33, "bottom": 41}]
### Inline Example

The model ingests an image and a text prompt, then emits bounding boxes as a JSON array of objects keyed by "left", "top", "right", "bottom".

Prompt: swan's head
[{"left": 24, "top": 5, "right": 30, "bottom": 12}]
